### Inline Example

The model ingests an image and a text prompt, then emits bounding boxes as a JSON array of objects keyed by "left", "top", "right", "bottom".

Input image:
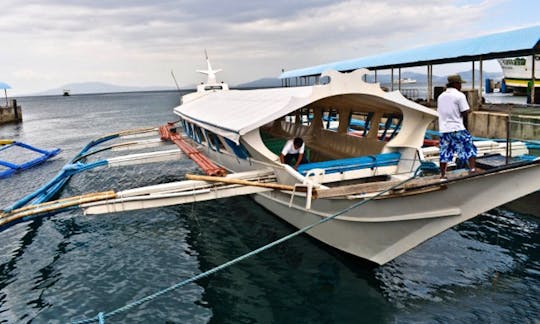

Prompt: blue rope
[
  {"left": 97, "top": 312, "right": 104, "bottom": 324},
  {"left": 72, "top": 167, "right": 422, "bottom": 323}
]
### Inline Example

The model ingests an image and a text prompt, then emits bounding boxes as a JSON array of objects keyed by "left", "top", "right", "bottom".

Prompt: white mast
[{"left": 196, "top": 49, "right": 222, "bottom": 85}]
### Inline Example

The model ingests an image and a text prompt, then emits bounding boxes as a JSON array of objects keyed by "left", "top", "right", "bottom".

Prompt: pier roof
[{"left": 280, "top": 25, "right": 540, "bottom": 79}]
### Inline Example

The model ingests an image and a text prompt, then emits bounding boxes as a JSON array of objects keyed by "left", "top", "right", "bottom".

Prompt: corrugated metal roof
[{"left": 280, "top": 25, "right": 540, "bottom": 79}]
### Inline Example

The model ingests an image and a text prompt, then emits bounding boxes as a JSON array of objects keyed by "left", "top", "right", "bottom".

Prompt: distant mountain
[
  {"left": 28, "top": 69, "right": 504, "bottom": 96},
  {"left": 365, "top": 70, "right": 503, "bottom": 85},
  {"left": 235, "top": 78, "right": 282, "bottom": 89},
  {"left": 32, "top": 82, "right": 176, "bottom": 96},
  {"left": 234, "top": 70, "right": 503, "bottom": 90}
]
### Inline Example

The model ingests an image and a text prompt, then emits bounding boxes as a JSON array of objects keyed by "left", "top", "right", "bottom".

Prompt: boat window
[
  {"left": 300, "top": 108, "right": 311, "bottom": 125},
  {"left": 323, "top": 109, "right": 338, "bottom": 130},
  {"left": 204, "top": 85, "right": 223, "bottom": 91},
  {"left": 379, "top": 114, "right": 402, "bottom": 141},
  {"left": 319, "top": 76, "right": 330, "bottom": 85},
  {"left": 204, "top": 130, "right": 225, "bottom": 152},
  {"left": 215, "top": 135, "right": 227, "bottom": 152},
  {"left": 193, "top": 125, "right": 205, "bottom": 144},
  {"left": 224, "top": 138, "right": 250, "bottom": 159},
  {"left": 181, "top": 120, "right": 189, "bottom": 135},
  {"left": 348, "top": 112, "right": 375, "bottom": 138},
  {"left": 204, "top": 129, "right": 219, "bottom": 151},
  {"left": 189, "top": 123, "right": 196, "bottom": 140},
  {"left": 184, "top": 122, "right": 193, "bottom": 139},
  {"left": 285, "top": 108, "right": 311, "bottom": 125},
  {"left": 347, "top": 112, "right": 403, "bottom": 141}
]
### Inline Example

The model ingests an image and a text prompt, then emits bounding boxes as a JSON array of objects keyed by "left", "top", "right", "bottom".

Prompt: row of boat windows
[
  {"left": 181, "top": 120, "right": 251, "bottom": 159},
  {"left": 283, "top": 108, "right": 403, "bottom": 142}
]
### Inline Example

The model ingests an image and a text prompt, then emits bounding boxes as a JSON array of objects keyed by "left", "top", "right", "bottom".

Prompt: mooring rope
[{"left": 72, "top": 167, "right": 424, "bottom": 323}]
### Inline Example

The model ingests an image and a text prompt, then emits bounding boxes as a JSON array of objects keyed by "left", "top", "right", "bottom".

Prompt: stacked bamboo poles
[
  {"left": 0, "top": 191, "right": 116, "bottom": 227},
  {"left": 159, "top": 123, "right": 226, "bottom": 177}
]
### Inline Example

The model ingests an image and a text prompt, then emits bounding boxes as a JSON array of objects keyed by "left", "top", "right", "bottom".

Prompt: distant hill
[
  {"left": 32, "top": 82, "right": 177, "bottom": 96},
  {"left": 27, "top": 69, "right": 504, "bottom": 96},
  {"left": 366, "top": 70, "right": 503, "bottom": 85},
  {"left": 235, "top": 78, "right": 282, "bottom": 89},
  {"left": 234, "top": 70, "right": 503, "bottom": 89}
]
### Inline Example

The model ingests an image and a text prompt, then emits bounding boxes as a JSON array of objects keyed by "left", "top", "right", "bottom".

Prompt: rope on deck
[{"left": 71, "top": 166, "right": 424, "bottom": 324}]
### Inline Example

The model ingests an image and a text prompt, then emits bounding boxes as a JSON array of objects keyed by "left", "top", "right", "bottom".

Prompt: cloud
[{"left": 0, "top": 0, "right": 534, "bottom": 95}]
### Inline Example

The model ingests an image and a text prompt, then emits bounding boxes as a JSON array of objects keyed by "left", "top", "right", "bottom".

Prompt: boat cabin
[{"left": 174, "top": 69, "right": 438, "bottom": 185}]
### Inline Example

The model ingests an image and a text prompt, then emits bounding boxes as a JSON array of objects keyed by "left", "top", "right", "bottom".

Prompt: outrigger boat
[
  {"left": 2, "top": 64, "right": 540, "bottom": 266},
  {"left": 81, "top": 67, "right": 540, "bottom": 265},
  {"left": 0, "top": 140, "right": 61, "bottom": 179}
]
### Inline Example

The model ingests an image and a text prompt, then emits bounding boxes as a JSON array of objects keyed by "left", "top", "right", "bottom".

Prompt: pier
[{"left": 0, "top": 99, "right": 22, "bottom": 125}]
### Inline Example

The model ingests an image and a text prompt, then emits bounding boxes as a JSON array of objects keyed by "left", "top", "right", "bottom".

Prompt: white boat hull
[{"left": 252, "top": 162, "right": 540, "bottom": 265}]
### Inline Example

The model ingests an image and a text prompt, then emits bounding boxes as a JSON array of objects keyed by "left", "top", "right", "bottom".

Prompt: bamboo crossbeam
[{"left": 185, "top": 174, "right": 312, "bottom": 193}]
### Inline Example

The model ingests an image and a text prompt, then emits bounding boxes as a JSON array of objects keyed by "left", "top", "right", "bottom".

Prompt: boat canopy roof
[
  {"left": 280, "top": 25, "right": 540, "bottom": 79},
  {"left": 174, "top": 69, "right": 438, "bottom": 144}
]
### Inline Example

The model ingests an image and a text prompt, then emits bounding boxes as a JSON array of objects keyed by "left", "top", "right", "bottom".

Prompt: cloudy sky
[{"left": 1, "top": 0, "right": 539, "bottom": 95}]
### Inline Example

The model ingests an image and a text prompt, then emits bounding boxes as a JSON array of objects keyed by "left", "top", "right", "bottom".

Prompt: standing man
[
  {"left": 280, "top": 137, "right": 307, "bottom": 170},
  {"left": 437, "top": 74, "right": 477, "bottom": 178}
]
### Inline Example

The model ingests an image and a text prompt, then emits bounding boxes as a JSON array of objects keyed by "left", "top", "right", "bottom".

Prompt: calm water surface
[{"left": 0, "top": 91, "right": 538, "bottom": 323}]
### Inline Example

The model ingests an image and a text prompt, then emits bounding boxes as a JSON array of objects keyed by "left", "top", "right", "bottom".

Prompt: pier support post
[
  {"left": 12, "top": 99, "right": 18, "bottom": 120},
  {"left": 531, "top": 53, "right": 536, "bottom": 104},
  {"left": 390, "top": 68, "right": 394, "bottom": 91},
  {"left": 479, "top": 59, "right": 483, "bottom": 101},
  {"left": 427, "top": 65, "right": 433, "bottom": 104}
]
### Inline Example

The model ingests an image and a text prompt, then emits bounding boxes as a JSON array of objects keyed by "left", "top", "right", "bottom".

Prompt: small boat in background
[
  {"left": 393, "top": 77, "right": 416, "bottom": 84},
  {"left": 498, "top": 55, "right": 540, "bottom": 95},
  {"left": 63, "top": 89, "right": 70, "bottom": 96}
]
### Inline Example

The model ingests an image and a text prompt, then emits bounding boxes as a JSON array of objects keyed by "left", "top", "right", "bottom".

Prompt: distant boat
[
  {"left": 498, "top": 55, "right": 540, "bottom": 94},
  {"left": 63, "top": 89, "right": 70, "bottom": 96},
  {"left": 393, "top": 77, "right": 416, "bottom": 84}
]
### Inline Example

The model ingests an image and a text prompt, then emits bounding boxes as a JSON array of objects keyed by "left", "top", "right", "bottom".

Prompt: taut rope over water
[{"left": 72, "top": 167, "right": 424, "bottom": 323}]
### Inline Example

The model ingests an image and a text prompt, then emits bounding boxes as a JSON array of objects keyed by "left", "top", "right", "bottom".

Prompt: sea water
[{"left": 0, "top": 91, "right": 538, "bottom": 323}]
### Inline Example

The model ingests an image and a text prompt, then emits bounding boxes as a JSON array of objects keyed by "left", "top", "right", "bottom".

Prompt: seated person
[{"left": 279, "top": 137, "right": 308, "bottom": 170}]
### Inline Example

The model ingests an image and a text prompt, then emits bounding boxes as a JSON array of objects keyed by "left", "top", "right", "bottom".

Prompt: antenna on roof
[{"left": 196, "top": 49, "right": 222, "bottom": 85}]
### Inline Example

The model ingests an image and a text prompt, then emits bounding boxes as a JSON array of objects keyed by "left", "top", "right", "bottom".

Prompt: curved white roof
[
  {"left": 174, "top": 69, "right": 438, "bottom": 144},
  {"left": 281, "top": 25, "right": 540, "bottom": 79}
]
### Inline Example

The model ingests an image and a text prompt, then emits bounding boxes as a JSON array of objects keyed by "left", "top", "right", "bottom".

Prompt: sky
[{"left": 1, "top": 0, "right": 539, "bottom": 95}]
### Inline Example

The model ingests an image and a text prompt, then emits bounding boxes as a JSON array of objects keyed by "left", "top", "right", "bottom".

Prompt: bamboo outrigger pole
[
  {"left": 0, "top": 191, "right": 116, "bottom": 227},
  {"left": 185, "top": 174, "right": 314, "bottom": 194}
]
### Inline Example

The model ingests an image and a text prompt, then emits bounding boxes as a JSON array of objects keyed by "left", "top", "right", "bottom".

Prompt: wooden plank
[{"left": 316, "top": 180, "right": 402, "bottom": 198}]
